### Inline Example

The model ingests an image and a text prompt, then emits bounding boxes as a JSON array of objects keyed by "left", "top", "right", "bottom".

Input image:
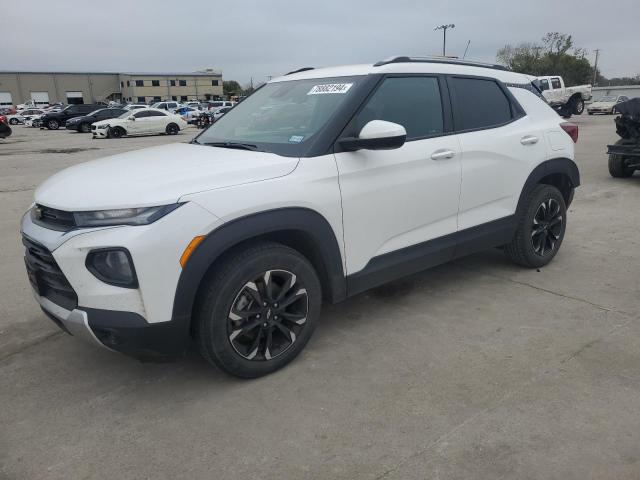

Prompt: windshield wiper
[{"left": 202, "top": 141, "right": 260, "bottom": 151}]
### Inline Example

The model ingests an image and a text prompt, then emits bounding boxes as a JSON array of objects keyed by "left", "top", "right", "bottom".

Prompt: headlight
[
  {"left": 73, "top": 203, "right": 183, "bottom": 227},
  {"left": 97, "top": 124, "right": 109, "bottom": 129}
]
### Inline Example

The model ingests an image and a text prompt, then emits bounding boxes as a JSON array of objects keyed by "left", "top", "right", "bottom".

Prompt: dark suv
[
  {"left": 41, "top": 104, "right": 104, "bottom": 130},
  {"left": 65, "top": 108, "right": 127, "bottom": 133}
]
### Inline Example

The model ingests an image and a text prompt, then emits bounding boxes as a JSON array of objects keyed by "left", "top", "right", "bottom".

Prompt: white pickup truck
[{"left": 536, "top": 75, "right": 592, "bottom": 117}]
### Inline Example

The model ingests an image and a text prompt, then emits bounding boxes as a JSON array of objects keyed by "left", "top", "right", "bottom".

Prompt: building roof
[{"left": 0, "top": 70, "right": 221, "bottom": 76}]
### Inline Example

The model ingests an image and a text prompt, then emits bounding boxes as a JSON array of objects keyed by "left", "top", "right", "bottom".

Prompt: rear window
[{"left": 451, "top": 77, "right": 513, "bottom": 131}]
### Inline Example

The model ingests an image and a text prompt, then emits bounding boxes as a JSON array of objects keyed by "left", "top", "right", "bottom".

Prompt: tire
[
  {"left": 108, "top": 126, "right": 124, "bottom": 138},
  {"left": 9, "top": 118, "right": 19, "bottom": 125},
  {"left": 165, "top": 123, "right": 179, "bottom": 135},
  {"left": 571, "top": 97, "right": 585, "bottom": 115},
  {"left": 80, "top": 122, "right": 91, "bottom": 133},
  {"left": 46, "top": 119, "right": 59, "bottom": 130},
  {"left": 195, "top": 242, "right": 322, "bottom": 378},
  {"left": 609, "top": 153, "right": 634, "bottom": 178},
  {"left": 504, "top": 184, "right": 567, "bottom": 268}
]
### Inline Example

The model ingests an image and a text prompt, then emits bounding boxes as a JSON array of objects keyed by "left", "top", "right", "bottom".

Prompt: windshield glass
[
  {"left": 598, "top": 96, "right": 617, "bottom": 102},
  {"left": 195, "top": 76, "right": 364, "bottom": 154},
  {"left": 118, "top": 110, "right": 135, "bottom": 119}
]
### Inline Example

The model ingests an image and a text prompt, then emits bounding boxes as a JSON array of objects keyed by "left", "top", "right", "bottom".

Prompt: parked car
[
  {"left": 185, "top": 101, "right": 202, "bottom": 110},
  {"left": 0, "top": 115, "right": 11, "bottom": 138},
  {"left": 40, "top": 104, "right": 103, "bottom": 130},
  {"left": 65, "top": 108, "right": 128, "bottom": 133},
  {"left": 21, "top": 57, "right": 579, "bottom": 377},
  {"left": 91, "top": 108, "right": 187, "bottom": 138},
  {"left": 124, "top": 104, "right": 149, "bottom": 111},
  {"left": 177, "top": 106, "right": 201, "bottom": 123},
  {"left": 24, "top": 115, "right": 44, "bottom": 128},
  {"left": 212, "top": 106, "right": 232, "bottom": 121},
  {"left": 536, "top": 75, "right": 592, "bottom": 117},
  {"left": 588, "top": 95, "right": 630, "bottom": 115},
  {"left": 206, "top": 100, "right": 234, "bottom": 110},
  {"left": 6, "top": 108, "right": 45, "bottom": 125},
  {"left": 151, "top": 101, "right": 180, "bottom": 112}
]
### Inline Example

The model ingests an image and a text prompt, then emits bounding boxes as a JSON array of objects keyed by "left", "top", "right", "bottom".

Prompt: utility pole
[
  {"left": 434, "top": 24, "right": 455, "bottom": 57},
  {"left": 592, "top": 49, "right": 600, "bottom": 86},
  {"left": 463, "top": 40, "right": 471, "bottom": 59}
]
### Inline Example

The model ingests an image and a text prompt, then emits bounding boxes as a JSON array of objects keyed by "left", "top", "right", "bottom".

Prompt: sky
[{"left": 3, "top": 0, "right": 639, "bottom": 85}]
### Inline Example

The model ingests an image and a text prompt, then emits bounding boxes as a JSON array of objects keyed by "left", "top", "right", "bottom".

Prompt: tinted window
[
  {"left": 451, "top": 77, "right": 513, "bottom": 131},
  {"left": 170, "top": 80, "right": 176, "bottom": 87},
  {"left": 146, "top": 111, "right": 166, "bottom": 117},
  {"left": 135, "top": 80, "right": 144, "bottom": 87},
  {"left": 151, "top": 80, "right": 160, "bottom": 87},
  {"left": 352, "top": 77, "right": 443, "bottom": 140},
  {"left": 133, "top": 111, "right": 149, "bottom": 118},
  {"left": 551, "top": 78, "right": 561, "bottom": 89},
  {"left": 539, "top": 79, "right": 549, "bottom": 91},
  {"left": 179, "top": 80, "right": 187, "bottom": 86}
]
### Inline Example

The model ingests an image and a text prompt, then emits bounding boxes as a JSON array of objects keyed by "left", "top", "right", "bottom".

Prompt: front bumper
[
  {"left": 92, "top": 126, "right": 109, "bottom": 138},
  {"left": 21, "top": 201, "right": 220, "bottom": 361}
]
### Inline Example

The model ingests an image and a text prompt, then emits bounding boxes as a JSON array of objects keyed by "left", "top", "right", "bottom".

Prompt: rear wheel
[
  {"left": 195, "top": 242, "right": 322, "bottom": 378},
  {"left": 609, "top": 153, "right": 635, "bottom": 178},
  {"left": 571, "top": 97, "right": 585, "bottom": 115},
  {"left": 166, "top": 123, "right": 179, "bottom": 135},
  {"left": 505, "top": 184, "right": 567, "bottom": 268}
]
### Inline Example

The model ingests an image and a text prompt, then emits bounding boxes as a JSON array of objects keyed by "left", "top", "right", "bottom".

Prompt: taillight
[{"left": 560, "top": 122, "right": 578, "bottom": 143}]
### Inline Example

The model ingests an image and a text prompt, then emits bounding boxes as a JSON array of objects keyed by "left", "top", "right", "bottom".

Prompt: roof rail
[
  {"left": 373, "top": 56, "right": 509, "bottom": 71},
  {"left": 285, "top": 67, "right": 315, "bottom": 75}
]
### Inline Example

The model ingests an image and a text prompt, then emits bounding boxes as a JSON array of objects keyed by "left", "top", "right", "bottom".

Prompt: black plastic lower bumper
[{"left": 83, "top": 308, "right": 190, "bottom": 362}]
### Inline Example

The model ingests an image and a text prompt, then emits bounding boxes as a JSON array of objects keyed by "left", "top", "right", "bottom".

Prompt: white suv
[{"left": 21, "top": 57, "right": 579, "bottom": 378}]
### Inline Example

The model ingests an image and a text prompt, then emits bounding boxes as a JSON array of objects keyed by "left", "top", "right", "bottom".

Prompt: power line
[
  {"left": 434, "top": 24, "right": 455, "bottom": 57},
  {"left": 592, "top": 49, "right": 600, "bottom": 86}
]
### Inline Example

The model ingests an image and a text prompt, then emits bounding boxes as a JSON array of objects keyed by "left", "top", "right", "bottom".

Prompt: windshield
[
  {"left": 118, "top": 110, "right": 135, "bottom": 119},
  {"left": 598, "top": 96, "right": 617, "bottom": 102},
  {"left": 195, "top": 76, "right": 364, "bottom": 154}
]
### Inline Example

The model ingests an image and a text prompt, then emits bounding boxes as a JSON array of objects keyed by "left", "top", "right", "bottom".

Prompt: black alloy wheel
[
  {"left": 228, "top": 269, "right": 309, "bottom": 361},
  {"left": 47, "top": 119, "right": 59, "bottom": 130},
  {"left": 531, "top": 198, "right": 563, "bottom": 257},
  {"left": 166, "top": 123, "right": 179, "bottom": 135}
]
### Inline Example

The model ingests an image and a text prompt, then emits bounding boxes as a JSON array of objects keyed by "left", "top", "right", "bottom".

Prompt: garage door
[
  {"left": 0, "top": 92, "right": 12, "bottom": 106},
  {"left": 31, "top": 92, "right": 50, "bottom": 106},
  {"left": 66, "top": 91, "right": 84, "bottom": 105}
]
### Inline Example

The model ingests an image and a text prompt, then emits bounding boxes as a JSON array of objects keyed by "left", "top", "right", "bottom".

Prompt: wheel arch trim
[
  {"left": 516, "top": 157, "right": 580, "bottom": 218},
  {"left": 171, "top": 207, "right": 346, "bottom": 329}
]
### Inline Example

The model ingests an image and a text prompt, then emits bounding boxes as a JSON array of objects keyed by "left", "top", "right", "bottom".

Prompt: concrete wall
[
  {"left": 592, "top": 85, "right": 640, "bottom": 101},
  {"left": 0, "top": 72, "right": 120, "bottom": 105}
]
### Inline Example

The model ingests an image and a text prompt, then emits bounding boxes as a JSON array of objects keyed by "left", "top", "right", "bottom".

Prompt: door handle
[
  {"left": 430, "top": 149, "right": 455, "bottom": 160},
  {"left": 520, "top": 135, "right": 539, "bottom": 145}
]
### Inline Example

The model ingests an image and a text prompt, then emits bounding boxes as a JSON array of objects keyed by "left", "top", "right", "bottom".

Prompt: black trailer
[{"left": 607, "top": 98, "right": 640, "bottom": 178}]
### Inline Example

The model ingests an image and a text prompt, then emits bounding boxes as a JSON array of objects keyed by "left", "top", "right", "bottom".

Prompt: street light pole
[{"left": 434, "top": 24, "right": 455, "bottom": 57}]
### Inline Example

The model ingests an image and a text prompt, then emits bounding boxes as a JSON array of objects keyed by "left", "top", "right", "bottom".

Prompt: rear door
[
  {"left": 144, "top": 110, "right": 168, "bottom": 133},
  {"left": 334, "top": 75, "right": 462, "bottom": 275},
  {"left": 450, "top": 76, "right": 548, "bottom": 233}
]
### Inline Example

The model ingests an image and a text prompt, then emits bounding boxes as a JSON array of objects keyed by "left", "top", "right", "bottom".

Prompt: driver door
[
  {"left": 128, "top": 110, "right": 148, "bottom": 134},
  {"left": 334, "top": 76, "right": 462, "bottom": 277}
]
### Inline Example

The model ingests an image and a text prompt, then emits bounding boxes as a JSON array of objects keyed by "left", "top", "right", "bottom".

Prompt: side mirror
[
  {"left": 339, "top": 120, "right": 407, "bottom": 151},
  {"left": 129, "top": 116, "right": 136, "bottom": 121}
]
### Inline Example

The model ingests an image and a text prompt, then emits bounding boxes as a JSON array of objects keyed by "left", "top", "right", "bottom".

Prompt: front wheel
[
  {"left": 46, "top": 119, "right": 59, "bottom": 130},
  {"left": 195, "top": 242, "right": 322, "bottom": 378},
  {"left": 9, "top": 118, "right": 19, "bottom": 125},
  {"left": 108, "top": 126, "right": 124, "bottom": 138},
  {"left": 504, "top": 184, "right": 567, "bottom": 268}
]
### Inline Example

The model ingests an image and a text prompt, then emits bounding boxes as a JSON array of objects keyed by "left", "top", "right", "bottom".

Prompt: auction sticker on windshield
[{"left": 307, "top": 83, "right": 353, "bottom": 95}]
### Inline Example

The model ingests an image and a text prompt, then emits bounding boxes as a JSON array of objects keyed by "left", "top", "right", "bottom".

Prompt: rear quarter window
[{"left": 450, "top": 77, "right": 514, "bottom": 131}]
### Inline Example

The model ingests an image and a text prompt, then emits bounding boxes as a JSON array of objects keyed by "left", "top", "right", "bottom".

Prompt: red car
[{"left": 0, "top": 115, "right": 12, "bottom": 138}]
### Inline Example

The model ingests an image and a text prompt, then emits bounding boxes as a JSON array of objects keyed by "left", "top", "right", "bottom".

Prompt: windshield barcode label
[{"left": 307, "top": 83, "right": 353, "bottom": 95}]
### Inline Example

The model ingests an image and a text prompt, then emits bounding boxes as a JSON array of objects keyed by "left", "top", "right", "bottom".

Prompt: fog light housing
[{"left": 86, "top": 248, "right": 138, "bottom": 288}]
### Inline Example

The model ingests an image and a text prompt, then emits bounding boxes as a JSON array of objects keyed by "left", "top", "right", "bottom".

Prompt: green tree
[
  {"left": 497, "top": 32, "right": 594, "bottom": 86},
  {"left": 223, "top": 80, "right": 242, "bottom": 96}
]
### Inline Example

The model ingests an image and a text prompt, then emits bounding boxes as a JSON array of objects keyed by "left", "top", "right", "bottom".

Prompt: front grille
[
  {"left": 23, "top": 235, "right": 78, "bottom": 311},
  {"left": 32, "top": 204, "right": 76, "bottom": 231}
]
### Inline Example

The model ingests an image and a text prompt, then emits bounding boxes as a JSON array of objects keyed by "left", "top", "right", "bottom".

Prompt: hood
[{"left": 35, "top": 143, "right": 299, "bottom": 211}]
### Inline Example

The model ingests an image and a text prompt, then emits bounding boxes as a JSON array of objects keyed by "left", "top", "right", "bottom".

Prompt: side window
[
  {"left": 351, "top": 76, "right": 443, "bottom": 140},
  {"left": 450, "top": 77, "right": 513, "bottom": 131},
  {"left": 146, "top": 111, "right": 166, "bottom": 117},
  {"left": 133, "top": 111, "right": 149, "bottom": 118},
  {"left": 551, "top": 78, "right": 561, "bottom": 89}
]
